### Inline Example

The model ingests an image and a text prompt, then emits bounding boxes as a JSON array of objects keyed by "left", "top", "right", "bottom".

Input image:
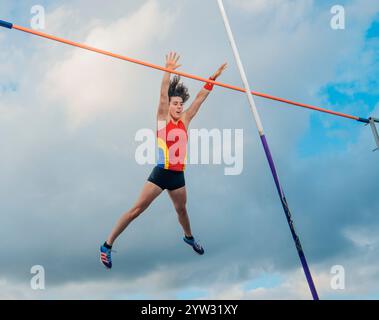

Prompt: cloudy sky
[{"left": 0, "top": 0, "right": 378, "bottom": 299}]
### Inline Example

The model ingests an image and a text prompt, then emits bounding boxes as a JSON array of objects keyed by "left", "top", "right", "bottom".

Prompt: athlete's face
[{"left": 169, "top": 96, "right": 184, "bottom": 120}]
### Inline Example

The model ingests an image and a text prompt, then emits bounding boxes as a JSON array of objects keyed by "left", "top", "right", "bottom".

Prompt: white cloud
[
  {"left": 41, "top": 0, "right": 175, "bottom": 128},
  {"left": 227, "top": 0, "right": 315, "bottom": 29},
  {"left": 0, "top": 266, "right": 195, "bottom": 300},
  {"left": 202, "top": 253, "right": 379, "bottom": 300}
]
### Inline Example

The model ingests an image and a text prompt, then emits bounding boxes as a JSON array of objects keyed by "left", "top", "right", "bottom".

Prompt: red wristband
[{"left": 204, "top": 77, "right": 215, "bottom": 91}]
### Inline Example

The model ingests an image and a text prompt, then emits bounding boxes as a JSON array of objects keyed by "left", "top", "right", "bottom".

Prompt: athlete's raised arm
[
  {"left": 183, "top": 62, "right": 227, "bottom": 124},
  {"left": 157, "top": 52, "right": 181, "bottom": 121}
]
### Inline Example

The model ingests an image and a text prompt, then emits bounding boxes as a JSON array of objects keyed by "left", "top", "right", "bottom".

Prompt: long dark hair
[{"left": 168, "top": 76, "right": 190, "bottom": 103}]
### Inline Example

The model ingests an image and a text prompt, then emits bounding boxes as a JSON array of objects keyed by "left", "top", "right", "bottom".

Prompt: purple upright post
[{"left": 260, "top": 134, "right": 319, "bottom": 300}]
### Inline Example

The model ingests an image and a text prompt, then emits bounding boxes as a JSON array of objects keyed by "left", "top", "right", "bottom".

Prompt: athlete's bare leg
[
  {"left": 106, "top": 182, "right": 163, "bottom": 246},
  {"left": 168, "top": 186, "right": 192, "bottom": 237}
]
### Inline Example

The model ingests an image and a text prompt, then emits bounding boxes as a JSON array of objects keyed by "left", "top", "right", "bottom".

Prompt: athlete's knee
[
  {"left": 175, "top": 205, "right": 187, "bottom": 216},
  {"left": 131, "top": 201, "right": 150, "bottom": 218}
]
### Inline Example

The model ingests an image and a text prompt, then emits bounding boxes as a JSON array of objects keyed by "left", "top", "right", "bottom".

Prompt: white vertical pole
[{"left": 217, "top": 0, "right": 264, "bottom": 135}]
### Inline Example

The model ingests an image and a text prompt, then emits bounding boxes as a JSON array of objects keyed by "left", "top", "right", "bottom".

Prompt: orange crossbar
[{"left": 12, "top": 24, "right": 366, "bottom": 123}]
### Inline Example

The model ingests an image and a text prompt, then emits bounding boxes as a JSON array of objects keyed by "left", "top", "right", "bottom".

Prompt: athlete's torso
[{"left": 157, "top": 119, "right": 188, "bottom": 171}]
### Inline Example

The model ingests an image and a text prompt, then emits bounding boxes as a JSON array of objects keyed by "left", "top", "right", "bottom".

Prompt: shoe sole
[
  {"left": 99, "top": 256, "right": 112, "bottom": 270},
  {"left": 183, "top": 240, "right": 204, "bottom": 255}
]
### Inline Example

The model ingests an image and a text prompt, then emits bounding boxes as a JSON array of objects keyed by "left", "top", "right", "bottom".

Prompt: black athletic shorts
[{"left": 147, "top": 166, "right": 185, "bottom": 191}]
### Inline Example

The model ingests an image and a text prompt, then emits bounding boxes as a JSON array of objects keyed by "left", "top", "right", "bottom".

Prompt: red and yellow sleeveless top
[{"left": 157, "top": 119, "right": 188, "bottom": 172}]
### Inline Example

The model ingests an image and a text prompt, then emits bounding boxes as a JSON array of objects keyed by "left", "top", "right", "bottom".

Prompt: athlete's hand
[
  {"left": 211, "top": 62, "right": 227, "bottom": 80},
  {"left": 165, "top": 52, "right": 181, "bottom": 70}
]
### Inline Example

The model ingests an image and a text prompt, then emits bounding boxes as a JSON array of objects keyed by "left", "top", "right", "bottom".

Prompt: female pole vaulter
[{"left": 100, "top": 52, "right": 227, "bottom": 269}]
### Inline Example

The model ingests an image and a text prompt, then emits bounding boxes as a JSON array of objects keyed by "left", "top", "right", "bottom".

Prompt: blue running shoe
[
  {"left": 183, "top": 236, "right": 204, "bottom": 255},
  {"left": 100, "top": 244, "right": 113, "bottom": 269}
]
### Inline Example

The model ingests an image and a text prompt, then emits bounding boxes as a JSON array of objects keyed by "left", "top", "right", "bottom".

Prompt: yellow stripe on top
[
  {"left": 157, "top": 137, "right": 169, "bottom": 169},
  {"left": 183, "top": 153, "right": 187, "bottom": 171}
]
